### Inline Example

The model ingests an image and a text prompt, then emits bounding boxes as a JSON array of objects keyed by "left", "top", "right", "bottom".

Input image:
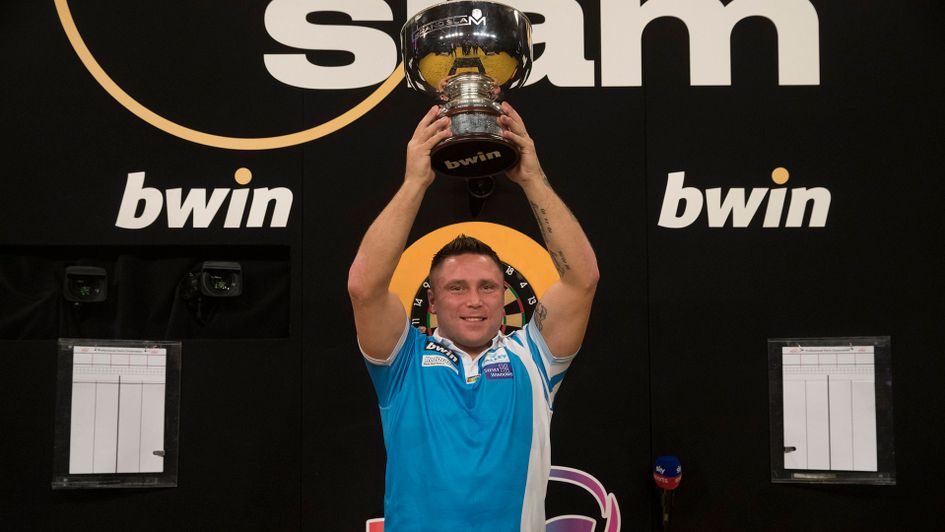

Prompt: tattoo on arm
[
  {"left": 529, "top": 201, "right": 553, "bottom": 240},
  {"left": 529, "top": 199, "right": 574, "bottom": 276},
  {"left": 549, "top": 249, "right": 572, "bottom": 276},
  {"left": 533, "top": 302, "right": 548, "bottom": 331},
  {"left": 527, "top": 179, "right": 578, "bottom": 276}
]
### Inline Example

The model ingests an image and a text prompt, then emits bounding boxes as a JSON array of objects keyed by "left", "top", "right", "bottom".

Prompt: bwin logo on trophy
[{"left": 402, "top": 1, "right": 533, "bottom": 179}]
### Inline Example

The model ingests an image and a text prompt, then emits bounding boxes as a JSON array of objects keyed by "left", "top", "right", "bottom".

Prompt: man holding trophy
[{"left": 348, "top": 2, "right": 599, "bottom": 530}]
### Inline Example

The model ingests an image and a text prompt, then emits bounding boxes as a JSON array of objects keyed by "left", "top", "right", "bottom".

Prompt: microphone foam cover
[{"left": 653, "top": 455, "right": 682, "bottom": 490}]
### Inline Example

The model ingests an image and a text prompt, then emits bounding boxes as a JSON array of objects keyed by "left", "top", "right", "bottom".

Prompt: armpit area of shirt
[
  {"left": 525, "top": 319, "right": 579, "bottom": 362},
  {"left": 360, "top": 319, "right": 410, "bottom": 366}
]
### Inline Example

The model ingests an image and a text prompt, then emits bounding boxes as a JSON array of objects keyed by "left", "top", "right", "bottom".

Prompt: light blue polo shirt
[{"left": 363, "top": 319, "right": 574, "bottom": 532}]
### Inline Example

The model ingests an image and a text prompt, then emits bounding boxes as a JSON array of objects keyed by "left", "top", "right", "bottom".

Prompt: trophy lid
[{"left": 401, "top": 1, "right": 533, "bottom": 99}]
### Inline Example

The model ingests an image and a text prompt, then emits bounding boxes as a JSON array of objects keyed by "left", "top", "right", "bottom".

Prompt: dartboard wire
[{"left": 501, "top": 284, "right": 528, "bottom": 334}]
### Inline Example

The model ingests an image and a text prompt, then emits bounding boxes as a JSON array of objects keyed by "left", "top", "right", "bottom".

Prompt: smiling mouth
[{"left": 461, "top": 317, "right": 486, "bottom": 321}]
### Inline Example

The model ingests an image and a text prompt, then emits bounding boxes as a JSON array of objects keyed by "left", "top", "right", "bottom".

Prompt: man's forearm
[
  {"left": 349, "top": 107, "right": 449, "bottom": 358},
  {"left": 520, "top": 173, "right": 599, "bottom": 289},
  {"left": 348, "top": 180, "right": 429, "bottom": 299}
]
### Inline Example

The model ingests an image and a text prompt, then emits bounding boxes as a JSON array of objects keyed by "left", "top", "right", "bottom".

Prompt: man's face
[{"left": 428, "top": 253, "right": 505, "bottom": 355}]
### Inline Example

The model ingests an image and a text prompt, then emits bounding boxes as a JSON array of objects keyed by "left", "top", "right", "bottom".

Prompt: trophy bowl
[{"left": 402, "top": 1, "right": 533, "bottom": 178}]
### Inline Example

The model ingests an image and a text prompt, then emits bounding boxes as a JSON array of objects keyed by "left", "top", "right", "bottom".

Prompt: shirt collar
[{"left": 432, "top": 328, "right": 504, "bottom": 358}]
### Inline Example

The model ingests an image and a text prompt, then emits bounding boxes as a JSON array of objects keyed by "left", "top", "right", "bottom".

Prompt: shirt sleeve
[
  {"left": 522, "top": 319, "right": 577, "bottom": 408},
  {"left": 361, "top": 320, "right": 418, "bottom": 408}
]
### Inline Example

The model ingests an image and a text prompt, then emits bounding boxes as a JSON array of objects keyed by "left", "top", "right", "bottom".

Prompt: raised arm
[
  {"left": 498, "top": 102, "right": 600, "bottom": 357},
  {"left": 348, "top": 106, "right": 452, "bottom": 360}
]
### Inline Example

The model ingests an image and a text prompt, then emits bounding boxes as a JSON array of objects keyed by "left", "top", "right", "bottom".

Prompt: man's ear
[{"left": 427, "top": 288, "right": 437, "bottom": 314}]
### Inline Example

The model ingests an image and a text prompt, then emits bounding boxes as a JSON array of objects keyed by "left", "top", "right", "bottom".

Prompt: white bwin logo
[
  {"left": 658, "top": 169, "right": 830, "bottom": 228},
  {"left": 115, "top": 170, "right": 293, "bottom": 229}
]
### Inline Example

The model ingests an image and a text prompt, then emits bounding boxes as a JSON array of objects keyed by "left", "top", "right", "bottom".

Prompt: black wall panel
[{"left": 2, "top": 1, "right": 944, "bottom": 531}]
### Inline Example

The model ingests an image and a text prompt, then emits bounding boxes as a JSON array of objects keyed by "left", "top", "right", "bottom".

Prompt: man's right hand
[{"left": 405, "top": 105, "right": 452, "bottom": 186}]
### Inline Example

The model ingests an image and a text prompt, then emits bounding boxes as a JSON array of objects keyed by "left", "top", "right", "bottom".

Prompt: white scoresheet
[
  {"left": 69, "top": 345, "right": 166, "bottom": 474},
  {"left": 782, "top": 345, "right": 877, "bottom": 472}
]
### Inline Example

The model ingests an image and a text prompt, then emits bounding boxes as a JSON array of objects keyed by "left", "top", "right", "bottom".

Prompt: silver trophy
[{"left": 402, "top": 1, "right": 533, "bottom": 178}]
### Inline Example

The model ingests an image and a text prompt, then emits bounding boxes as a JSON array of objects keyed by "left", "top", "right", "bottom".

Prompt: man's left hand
[{"left": 498, "top": 102, "right": 545, "bottom": 186}]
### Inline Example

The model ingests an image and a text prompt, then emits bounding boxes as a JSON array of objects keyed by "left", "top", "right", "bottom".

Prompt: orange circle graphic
[{"left": 55, "top": 0, "right": 404, "bottom": 150}]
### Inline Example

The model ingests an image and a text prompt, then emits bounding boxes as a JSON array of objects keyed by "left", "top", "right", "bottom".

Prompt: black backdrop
[{"left": 1, "top": 1, "right": 943, "bottom": 530}]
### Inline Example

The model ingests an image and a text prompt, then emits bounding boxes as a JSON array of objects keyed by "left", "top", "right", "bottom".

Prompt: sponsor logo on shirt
[
  {"left": 422, "top": 355, "right": 458, "bottom": 374},
  {"left": 424, "top": 341, "right": 460, "bottom": 366},
  {"left": 484, "top": 350, "right": 513, "bottom": 380},
  {"left": 484, "top": 362, "right": 513, "bottom": 380},
  {"left": 484, "top": 351, "right": 509, "bottom": 365},
  {"left": 483, "top": 350, "right": 514, "bottom": 380}
]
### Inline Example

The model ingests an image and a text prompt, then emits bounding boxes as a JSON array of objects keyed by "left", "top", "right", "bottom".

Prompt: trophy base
[
  {"left": 432, "top": 133, "right": 518, "bottom": 178},
  {"left": 433, "top": 106, "right": 518, "bottom": 178}
]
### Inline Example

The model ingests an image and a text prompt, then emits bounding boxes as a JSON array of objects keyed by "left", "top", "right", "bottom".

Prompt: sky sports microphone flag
[{"left": 653, "top": 455, "right": 682, "bottom": 490}]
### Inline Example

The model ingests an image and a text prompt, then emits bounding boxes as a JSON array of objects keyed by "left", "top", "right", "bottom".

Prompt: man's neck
[
  {"left": 457, "top": 343, "right": 490, "bottom": 358},
  {"left": 436, "top": 330, "right": 496, "bottom": 359}
]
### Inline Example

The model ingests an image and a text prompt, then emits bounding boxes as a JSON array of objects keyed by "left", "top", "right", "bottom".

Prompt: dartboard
[{"left": 410, "top": 261, "right": 538, "bottom": 335}]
